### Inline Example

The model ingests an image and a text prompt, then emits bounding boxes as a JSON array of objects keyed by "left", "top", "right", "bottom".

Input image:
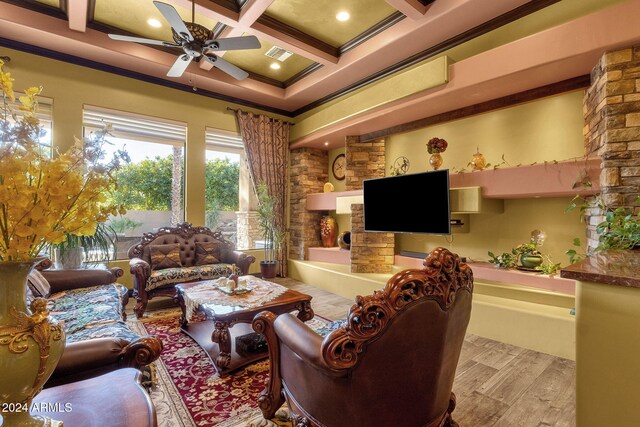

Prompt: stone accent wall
[
  {"left": 344, "top": 135, "right": 394, "bottom": 273},
  {"left": 345, "top": 136, "right": 386, "bottom": 190},
  {"left": 289, "top": 148, "right": 328, "bottom": 260},
  {"left": 584, "top": 45, "right": 640, "bottom": 250},
  {"left": 350, "top": 204, "right": 394, "bottom": 273},
  {"left": 236, "top": 211, "right": 260, "bottom": 250}
]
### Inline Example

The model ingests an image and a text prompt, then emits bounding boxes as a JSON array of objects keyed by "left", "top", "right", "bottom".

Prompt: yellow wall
[
  {"left": 386, "top": 90, "right": 586, "bottom": 265},
  {"left": 291, "top": 56, "right": 449, "bottom": 140},
  {"left": 3, "top": 47, "right": 287, "bottom": 225},
  {"left": 576, "top": 280, "right": 640, "bottom": 425}
]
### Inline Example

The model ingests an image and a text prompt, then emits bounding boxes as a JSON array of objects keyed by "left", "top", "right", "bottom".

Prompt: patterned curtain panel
[{"left": 235, "top": 110, "right": 290, "bottom": 277}]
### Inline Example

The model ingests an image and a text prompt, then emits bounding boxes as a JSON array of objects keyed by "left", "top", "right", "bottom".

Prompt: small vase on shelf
[
  {"left": 429, "top": 153, "right": 443, "bottom": 170},
  {"left": 426, "top": 137, "right": 448, "bottom": 171},
  {"left": 320, "top": 216, "right": 338, "bottom": 248},
  {"left": 338, "top": 231, "right": 351, "bottom": 250}
]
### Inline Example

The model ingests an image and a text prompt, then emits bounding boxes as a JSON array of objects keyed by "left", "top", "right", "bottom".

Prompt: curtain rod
[{"left": 227, "top": 107, "right": 295, "bottom": 126}]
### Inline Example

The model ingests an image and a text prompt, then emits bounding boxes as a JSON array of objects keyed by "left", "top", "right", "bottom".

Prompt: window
[
  {"left": 83, "top": 106, "right": 186, "bottom": 259},
  {"left": 7, "top": 94, "right": 52, "bottom": 156},
  {"left": 205, "top": 129, "right": 259, "bottom": 250}
]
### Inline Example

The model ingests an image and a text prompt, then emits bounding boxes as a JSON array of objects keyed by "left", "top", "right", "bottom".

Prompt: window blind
[
  {"left": 83, "top": 105, "right": 186, "bottom": 145},
  {"left": 8, "top": 94, "right": 53, "bottom": 125},
  {"left": 205, "top": 128, "right": 244, "bottom": 153}
]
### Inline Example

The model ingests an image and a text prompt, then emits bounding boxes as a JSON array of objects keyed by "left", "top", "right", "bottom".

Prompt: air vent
[{"left": 265, "top": 46, "right": 293, "bottom": 62}]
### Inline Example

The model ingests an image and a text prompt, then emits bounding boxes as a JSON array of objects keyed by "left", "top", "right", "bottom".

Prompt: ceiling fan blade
[
  {"left": 153, "top": 1, "right": 193, "bottom": 42},
  {"left": 108, "top": 34, "right": 179, "bottom": 47},
  {"left": 204, "top": 55, "right": 249, "bottom": 80},
  {"left": 204, "top": 36, "right": 261, "bottom": 52},
  {"left": 167, "top": 54, "right": 192, "bottom": 78}
]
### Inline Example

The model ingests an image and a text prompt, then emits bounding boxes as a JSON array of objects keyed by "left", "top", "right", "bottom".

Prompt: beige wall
[
  {"left": 382, "top": 90, "right": 587, "bottom": 264},
  {"left": 4, "top": 47, "right": 286, "bottom": 226}
]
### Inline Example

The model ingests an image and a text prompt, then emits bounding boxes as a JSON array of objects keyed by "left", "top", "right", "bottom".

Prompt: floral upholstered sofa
[
  {"left": 28, "top": 260, "right": 163, "bottom": 387},
  {"left": 128, "top": 222, "right": 256, "bottom": 318}
]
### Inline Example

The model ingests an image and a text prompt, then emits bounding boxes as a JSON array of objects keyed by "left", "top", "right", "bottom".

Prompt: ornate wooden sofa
[
  {"left": 129, "top": 222, "right": 256, "bottom": 318},
  {"left": 253, "top": 247, "right": 473, "bottom": 427},
  {"left": 29, "top": 260, "right": 163, "bottom": 387}
]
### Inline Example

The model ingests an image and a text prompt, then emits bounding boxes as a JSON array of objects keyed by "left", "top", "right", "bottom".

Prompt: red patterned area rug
[{"left": 129, "top": 308, "right": 325, "bottom": 427}]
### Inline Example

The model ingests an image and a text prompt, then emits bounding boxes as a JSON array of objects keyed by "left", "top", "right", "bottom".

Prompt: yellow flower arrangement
[{"left": 0, "top": 59, "right": 126, "bottom": 261}]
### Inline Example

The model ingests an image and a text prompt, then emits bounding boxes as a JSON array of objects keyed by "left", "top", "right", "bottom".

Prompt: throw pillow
[
  {"left": 150, "top": 243, "right": 183, "bottom": 270},
  {"left": 27, "top": 270, "right": 51, "bottom": 298},
  {"left": 194, "top": 241, "right": 220, "bottom": 266}
]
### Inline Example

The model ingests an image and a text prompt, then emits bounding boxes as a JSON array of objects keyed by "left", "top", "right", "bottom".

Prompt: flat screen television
[{"left": 363, "top": 170, "right": 451, "bottom": 234}]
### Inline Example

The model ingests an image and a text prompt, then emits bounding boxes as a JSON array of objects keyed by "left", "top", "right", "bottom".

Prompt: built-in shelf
[
  {"left": 308, "top": 247, "right": 350, "bottom": 265},
  {"left": 306, "top": 190, "right": 363, "bottom": 211},
  {"left": 306, "top": 158, "right": 600, "bottom": 213},
  {"left": 306, "top": 188, "right": 498, "bottom": 214},
  {"left": 448, "top": 157, "right": 601, "bottom": 198},
  {"left": 395, "top": 255, "right": 575, "bottom": 295}
]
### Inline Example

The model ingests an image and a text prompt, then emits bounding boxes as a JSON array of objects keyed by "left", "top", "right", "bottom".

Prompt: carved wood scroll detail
[
  {"left": 129, "top": 221, "right": 234, "bottom": 258},
  {"left": 321, "top": 247, "right": 473, "bottom": 371}
]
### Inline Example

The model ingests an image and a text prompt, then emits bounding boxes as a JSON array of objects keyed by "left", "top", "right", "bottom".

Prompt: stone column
[
  {"left": 345, "top": 136, "right": 394, "bottom": 273},
  {"left": 350, "top": 205, "right": 394, "bottom": 273},
  {"left": 345, "top": 137, "right": 386, "bottom": 190},
  {"left": 236, "top": 211, "right": 261, "bottom": 250},
  {"left": 584, "top": 45, "right": 640, "bottom": 251},
  {"left": 289, "top": 148, "right": 328, "bottom": 260},
  {"left": 236, "top": 152, "right": 260, "bottom": 250}
]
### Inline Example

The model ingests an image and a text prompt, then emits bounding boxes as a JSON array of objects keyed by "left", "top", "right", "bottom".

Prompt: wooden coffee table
[{"left": 175, "top": 276, "right": 314, "bottom": 376}]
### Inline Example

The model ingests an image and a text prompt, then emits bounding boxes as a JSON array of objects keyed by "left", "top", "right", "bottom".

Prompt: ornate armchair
[
  {"left": 32, "top": 261, "right": 163, "bottom": 387},
  {"left": 129, "top": 222, "right": 256, "bottom": 318},
  {"left": 253, "top": 247, "right": 473, "bottom": 427}
]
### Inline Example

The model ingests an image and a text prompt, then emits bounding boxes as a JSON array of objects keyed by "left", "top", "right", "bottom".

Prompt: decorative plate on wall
[{"left": 332, "top": 153, "right": 346, "bottom": 181}]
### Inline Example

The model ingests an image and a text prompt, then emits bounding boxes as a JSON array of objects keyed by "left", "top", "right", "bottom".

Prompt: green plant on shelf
[
  {"left": 565, "top": 238, "right": 587, "bottom": 264},
  {"left": 487, "top": 251, "right": 517, "bottom": 269},
  {"left": 535, "top": 255, "right": 562, "bottom": 276},
  {"left": 565, "top": 195, "right": 640, "bottom": 259}
]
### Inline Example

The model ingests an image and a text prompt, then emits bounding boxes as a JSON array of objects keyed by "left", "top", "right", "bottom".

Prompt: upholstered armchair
[
  {"left": 129, "top": 222, "right": 256, "bottom": 318},
  {"left": 253, "top": 247, "right": 473, "bottom": 427},
  {"left": 32, "top": 260, "right": 163, "bottom": 387}
]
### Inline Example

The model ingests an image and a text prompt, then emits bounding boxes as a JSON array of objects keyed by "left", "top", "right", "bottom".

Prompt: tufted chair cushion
[{"left": 141, "top": 233, "right": 226, "bottom": 269}]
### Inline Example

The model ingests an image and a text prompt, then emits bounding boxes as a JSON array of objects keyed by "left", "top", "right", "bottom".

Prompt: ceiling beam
[
  {"left": 239, "top": 0, "right": 274, "bottom": 26},
  {"left": 385, "top": 0, "right": 433, "bottom": 20},
  {"left": 201, "top": 0, "right": 274, "bottom": 69},
  {"left": 170, "top": 0, "right": 337, "bottom": 65},
  {"left": 65, "top": 0, "right": 89, "bottom": 32}
]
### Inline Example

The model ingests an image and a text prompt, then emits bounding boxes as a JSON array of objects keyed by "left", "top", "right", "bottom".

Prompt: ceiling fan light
[{"left": 147, "top": 18, "right": 162, "bottom": 28}]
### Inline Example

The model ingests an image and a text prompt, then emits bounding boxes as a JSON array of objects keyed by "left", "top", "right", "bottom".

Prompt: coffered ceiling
[{"left": 0, "top": 0, "right": 589, "bottom": 116}]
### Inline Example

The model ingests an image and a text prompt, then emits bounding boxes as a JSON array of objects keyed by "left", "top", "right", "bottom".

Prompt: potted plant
[
  {"left": 513, "top": 241, "right": 543, "bottom": 268},
  {"left": 256, "top": 182, "right": 285, "bottom": 279},
  {"left": 53, "top": 223, "right": 118, "bottom": 268}
]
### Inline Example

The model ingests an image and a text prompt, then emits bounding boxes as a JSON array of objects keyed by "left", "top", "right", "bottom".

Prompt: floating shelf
[
  {"left": 306, "top": 158, "right": 600, "bottom": 212},
  {"left": 306, "top": 190, "right": 363, "bottom": 211},
  {"left": 395, "top": 255, "right": 576, "bottom": 295},
  {"left": 448, "top": 158, "right": 601, "bottom": 199}
]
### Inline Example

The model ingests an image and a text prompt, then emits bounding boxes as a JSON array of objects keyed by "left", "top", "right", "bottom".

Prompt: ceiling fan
[{"left": 108, "top": 1, "right": 260, "bottom": 80}]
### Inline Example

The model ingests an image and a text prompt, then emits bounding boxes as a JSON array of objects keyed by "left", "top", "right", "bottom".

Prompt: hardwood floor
[{"left": 274, "top": 277, "right": 576, "bottom": 427}]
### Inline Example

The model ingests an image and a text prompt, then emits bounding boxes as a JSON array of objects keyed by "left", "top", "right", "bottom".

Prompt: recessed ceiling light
[
  {"left": 270, "top": 63, "right": 281, "bottom": 70},
  {"left": 147, "top": 18, "right": 162, "bottom": 28},
  {"left": 336, "top": 11, "right": 350, "bottom": 22}
]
